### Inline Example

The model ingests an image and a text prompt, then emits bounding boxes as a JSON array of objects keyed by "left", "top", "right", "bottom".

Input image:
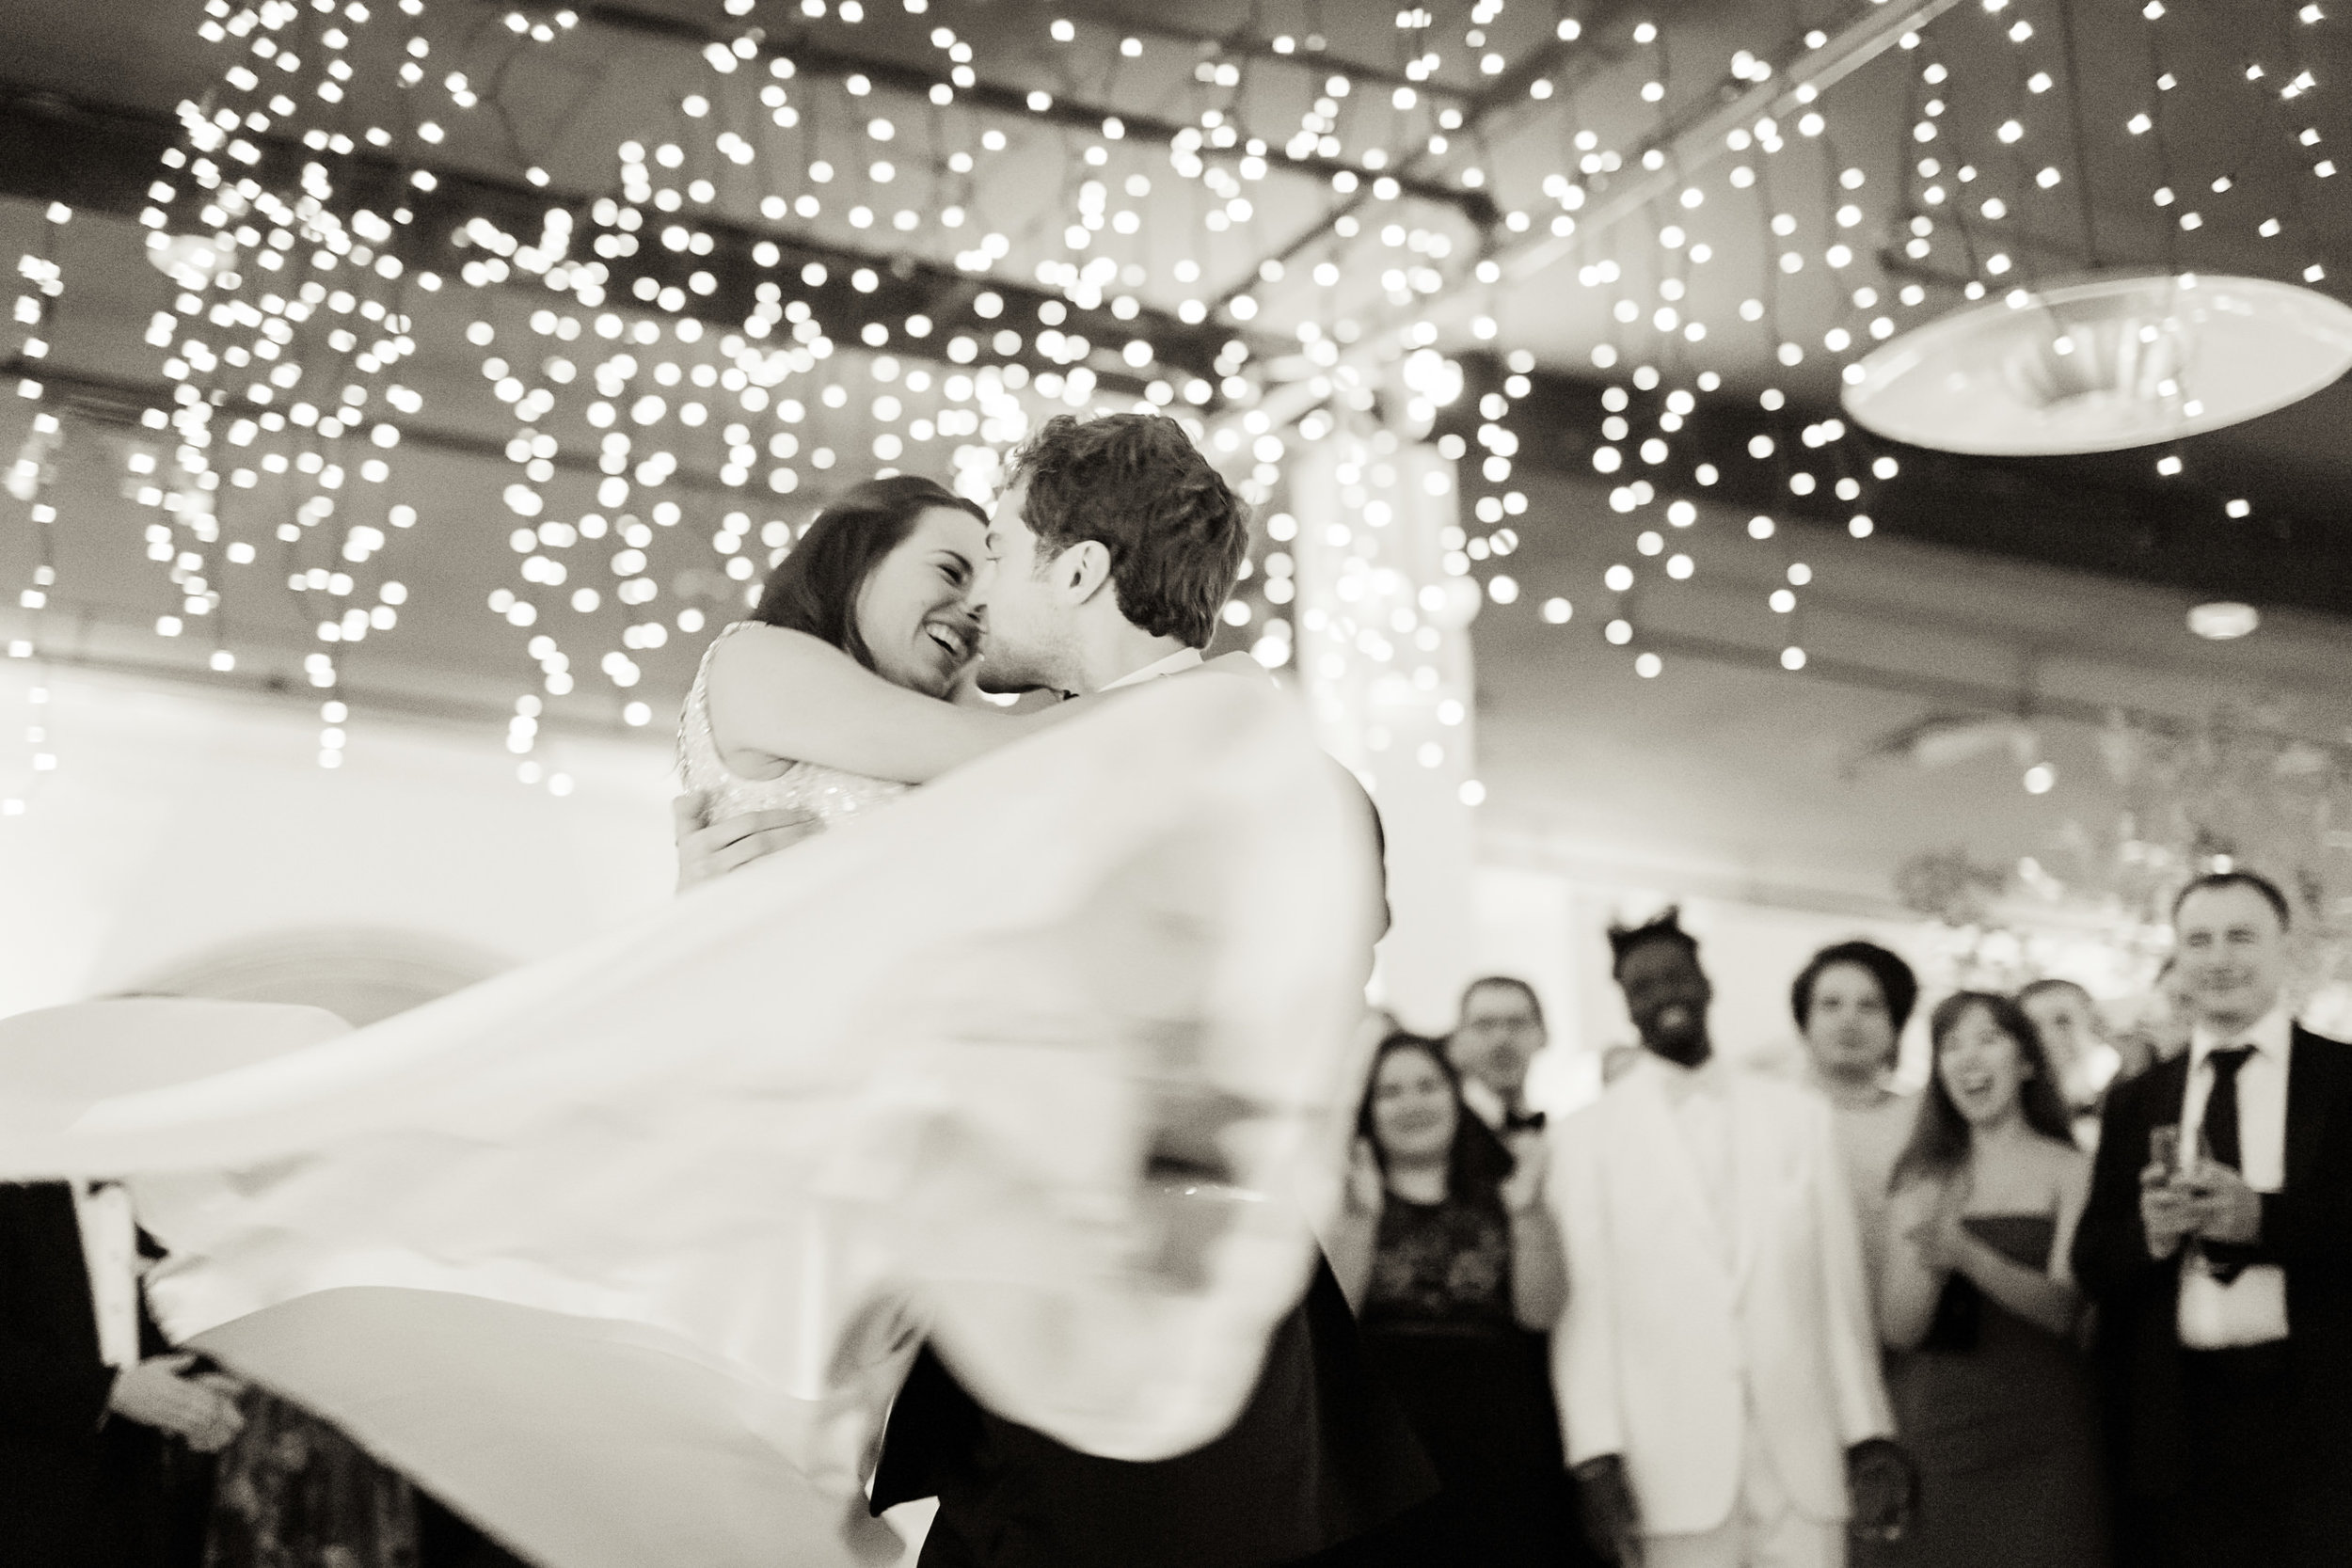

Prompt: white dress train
[{"left": 0, "top": 675, "right": 1379, "bottom": 1568}]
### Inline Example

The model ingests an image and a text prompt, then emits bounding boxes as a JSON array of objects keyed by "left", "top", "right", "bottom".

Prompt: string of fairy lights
[
  {"left": 0, "top": 0, "right": 2344, "bottom": 814},
  {"left": 2, "top": 201, "right": 72, "bottom": 817},
  {"left": 136, "top": 0, "right": 443, "bottom": 775}
]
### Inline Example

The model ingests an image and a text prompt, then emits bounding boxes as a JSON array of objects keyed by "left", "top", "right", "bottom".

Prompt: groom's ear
[{"left": 1056, "top": 539, "right": 1116, "bottom": 606}]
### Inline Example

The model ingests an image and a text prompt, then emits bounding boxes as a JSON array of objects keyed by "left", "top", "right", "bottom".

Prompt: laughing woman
[{"left": 1879, "top": 992, "right": 2107, "bottom": 1568}]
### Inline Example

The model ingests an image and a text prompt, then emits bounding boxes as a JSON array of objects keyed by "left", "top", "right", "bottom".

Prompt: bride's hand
[{"left": 674, "top": 796, "right": 823, "bottom": 890}]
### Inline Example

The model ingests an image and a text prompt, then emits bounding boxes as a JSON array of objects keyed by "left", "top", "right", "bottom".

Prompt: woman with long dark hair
[
  {"left": 1327, "top": 1032, "right": 1586, "bottom": 1566},
  {"left": 685, "top": 473, "right": 1077, "bottom": 811},
  {"left": 1878, "top": 991, "right": 2106, "bottom": 1567}
]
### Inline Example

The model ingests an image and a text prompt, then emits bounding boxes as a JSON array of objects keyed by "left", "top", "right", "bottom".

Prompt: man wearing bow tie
[
  {"left": 2073, "top": 870, "right": 2352, "bottom": 1567},
  {"left": 1449, "top": 977, "right": 1551, "bottom": 1139}
]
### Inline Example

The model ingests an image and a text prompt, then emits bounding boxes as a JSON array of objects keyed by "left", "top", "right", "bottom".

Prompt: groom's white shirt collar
[{"left": 1099, "top": 647, "right": 1203, "bottom": 691}]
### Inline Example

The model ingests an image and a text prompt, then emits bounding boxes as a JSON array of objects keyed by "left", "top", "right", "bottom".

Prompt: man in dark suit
[
  {"left": 2072, "top": 870, "right": 2352, "bottom": 1568},
  {"left": 870, "top": 1259, "right": 1438, "bottom": 1568},
  {"left": 0, "top": 1179, "right": 242, "bottom": 1565}
]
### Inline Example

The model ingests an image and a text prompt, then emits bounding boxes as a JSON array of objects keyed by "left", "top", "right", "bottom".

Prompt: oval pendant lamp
[{"left": 1842, "top": 272, "right": 2352, "bottom": 456}]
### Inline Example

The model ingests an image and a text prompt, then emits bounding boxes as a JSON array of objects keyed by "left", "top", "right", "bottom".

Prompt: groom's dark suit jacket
[
  {"left": 870, "top": 1256, "right": 1437, "bottom": 1568},
  {"left": 0, "top": 1181, "right": 209, "bottom": 1568},
  {"left": 2071, "top": 1027, "right": 2352, "bottom": 1541}
]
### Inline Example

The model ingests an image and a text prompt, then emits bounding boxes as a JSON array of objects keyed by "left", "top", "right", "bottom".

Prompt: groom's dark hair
[{"left": 1005, "top": 413, "right": 1249, "bottom": 649}]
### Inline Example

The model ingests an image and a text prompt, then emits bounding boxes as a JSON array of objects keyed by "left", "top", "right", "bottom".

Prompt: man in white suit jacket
[{"left": 1553, "top": 911, "right": 1912, "bottom": 1568}]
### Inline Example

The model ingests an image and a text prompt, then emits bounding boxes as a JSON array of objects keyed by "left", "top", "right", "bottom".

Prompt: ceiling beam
[
  {"left": 1239, "top": 0, "right": 1967, "bottom": 431},
  {"left": 974, "top": 0, "right": 1480, "bottom": 100},
  {"left": 1207, "top": 3, "right": 1653, "bottom": 306},
  {"left": 0, "top": 80, "right": 1267, "bottom": 402},
  {"left": 3, "top": 356, "right": 756, "bottom": 500},
  {"left": 571, "top": 3, "right": 1494, "bottom": 220},
  {"left": 1491, "top": 0, "right": 1969, "bottom": 286},
  {"left": 1450, "top": 365, "right": 2352, "bottom": 622}
]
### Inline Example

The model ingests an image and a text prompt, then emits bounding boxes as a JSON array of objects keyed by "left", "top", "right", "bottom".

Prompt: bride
[
  {"left": 0, "top": 454, "right": 1379, "bottom": 1568},
  {"left": 687, "top": 471, "right": 1059, "bottom": 816}
]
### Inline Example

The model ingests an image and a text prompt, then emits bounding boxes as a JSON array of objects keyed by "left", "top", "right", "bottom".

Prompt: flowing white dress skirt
[{"left": 0, "top": 677, "right": 1380, "bottom": 1568}]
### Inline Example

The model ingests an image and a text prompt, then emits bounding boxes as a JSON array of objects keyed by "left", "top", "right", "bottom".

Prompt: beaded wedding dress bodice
[{"left": 676, "top": 621, "right": 909, "bottom": 826}]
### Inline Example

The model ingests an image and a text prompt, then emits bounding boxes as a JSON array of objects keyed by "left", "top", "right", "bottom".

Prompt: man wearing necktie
[{"left": 2072, "top": 870, "right": 2352, "bottom": 1568}]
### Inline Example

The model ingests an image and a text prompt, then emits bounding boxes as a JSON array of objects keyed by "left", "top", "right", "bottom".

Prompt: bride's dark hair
[{"left": 750, "top": 475, "right": 988, "bottom": 671}]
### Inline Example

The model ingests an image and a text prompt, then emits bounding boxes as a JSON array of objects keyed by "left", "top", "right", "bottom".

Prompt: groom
[{"left": 677, "top": 412, "right": 1434, "bottom": 1568}]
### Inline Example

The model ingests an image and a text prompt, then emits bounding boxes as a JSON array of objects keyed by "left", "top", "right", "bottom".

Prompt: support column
[{"left": 1284, "top": 416, "right": 1480, "bottom": 1035}]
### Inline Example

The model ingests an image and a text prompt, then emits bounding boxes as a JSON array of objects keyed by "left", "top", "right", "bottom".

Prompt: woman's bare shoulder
[
  {"left": 2028, "top": 1133, "right": 2092, "bottom": 1196},
  {"left": 705, "top": 623, "right": 838, "bottom": 696},
  {"left": 709, "top": 621, "right": 819, "bottom": 665}
]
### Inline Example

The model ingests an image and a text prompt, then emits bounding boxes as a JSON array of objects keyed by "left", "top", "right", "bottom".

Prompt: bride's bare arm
[{"left": 705, "top": 624, "right": 1077, "bottom": 784}]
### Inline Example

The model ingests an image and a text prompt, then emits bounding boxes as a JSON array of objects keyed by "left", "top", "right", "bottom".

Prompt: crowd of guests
[
  {"left": 9, "top": 867, "right": 2346, "bottom": 1568},
  {"left": 1339, "top": 868, "right": 2350, "bottom": 1567},
  {"left": 0, "top": 1178, "right": 521, "bottom": 1567}
]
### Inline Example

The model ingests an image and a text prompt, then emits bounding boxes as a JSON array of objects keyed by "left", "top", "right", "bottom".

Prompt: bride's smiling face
[{"left": 853, "top": 507, "right": 992, "bottom": 698}]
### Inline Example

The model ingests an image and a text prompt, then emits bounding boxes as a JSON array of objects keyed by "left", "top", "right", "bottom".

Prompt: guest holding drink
[
  {"left": 2074, "top": 871, "right": 2352, "bottom": 1567},
  {"left": 1879, "top": 992, "right": 2106, "bottom": 1567},
  {"left": 1329, "top": 1032, "right": 1583, "bottom": 1565}
]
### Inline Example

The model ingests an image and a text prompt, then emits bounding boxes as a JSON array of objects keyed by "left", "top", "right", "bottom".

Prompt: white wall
[{"left": 0, "top": 661, "right": 677, "bottom": 1021}]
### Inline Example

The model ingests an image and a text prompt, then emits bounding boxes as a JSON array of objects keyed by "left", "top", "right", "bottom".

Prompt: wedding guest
[
  {"left": 1880, "top": 992, "right": 2105, "bottom": 1567},
  {"left": 1790, "top": 941, "right": 1920, "bottom": 1307},
  {"left": 1328, "top": 1032, "right": 1581, "bottom": 1565},
  {"left": 1558, "top": 911, "right": 1909, "bottom": 1567},
  {"left": 2107, "top": 958, "right": 2194, "bottom": 1087},
  {"left": 2073, "top": 871, "right": 2352, "bottom": 1568},
  {"left": 2018, "top": 977, "right": 2121, "bottom": 1146},
  {"left": 203, "top": 1392, "right": 425, "bottom": 1568},
  {"left": 1447, "top": 976, "right": 1549, "bottom": 1134},
  {"left": 2, "top": 1179, "right": 238, "bottom": 1566}
]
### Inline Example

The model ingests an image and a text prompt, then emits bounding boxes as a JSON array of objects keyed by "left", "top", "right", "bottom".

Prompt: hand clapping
[
  {"left": 1898, "top": 1170, "right": 1971, "bottom": 1274},
  {"left": 1499, "top": 1130, "right": 1549, "bottom": 1215}
]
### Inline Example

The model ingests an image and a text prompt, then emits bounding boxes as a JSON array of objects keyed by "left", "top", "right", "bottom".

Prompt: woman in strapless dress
[{"left": 1876, "top": 991, "right": 2107, "bottom": 1568}]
